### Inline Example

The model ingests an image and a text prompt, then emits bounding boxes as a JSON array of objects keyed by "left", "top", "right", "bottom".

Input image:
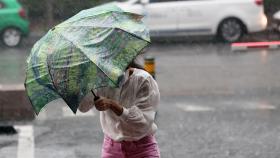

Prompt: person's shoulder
[{"left": 133, "top": 69, "right": 159, "bottom": 91}]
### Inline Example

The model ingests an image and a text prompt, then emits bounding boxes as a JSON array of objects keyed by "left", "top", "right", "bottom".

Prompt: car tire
[
  {"left": 1, "top": 28, "right": 22, "bottom": 47},
  {"left": 218, "top": 18, "right": 245, "bottom": 43}
]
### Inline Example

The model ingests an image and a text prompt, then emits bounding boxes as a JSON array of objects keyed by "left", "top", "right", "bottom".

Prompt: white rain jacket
[{"left": 96, "top": 68, "right": 160, "bottom": 141}]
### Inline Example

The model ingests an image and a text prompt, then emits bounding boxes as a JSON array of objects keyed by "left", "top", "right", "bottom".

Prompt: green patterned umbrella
[{"left": 25, "top": 3, "right": 150, "bottom": 115}]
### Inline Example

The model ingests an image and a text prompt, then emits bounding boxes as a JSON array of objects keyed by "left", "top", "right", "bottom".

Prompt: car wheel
[
  {"left": 218, "top": 18, "right": 244, "bottom": 43},
  {"left": 2, "top": 28, "right": 22, "bottom": 47}
]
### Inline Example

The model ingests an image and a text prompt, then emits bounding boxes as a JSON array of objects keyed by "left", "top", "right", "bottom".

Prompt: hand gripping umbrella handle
[{"left": 91, "top": 90, "right": 100, "bottom": 101}]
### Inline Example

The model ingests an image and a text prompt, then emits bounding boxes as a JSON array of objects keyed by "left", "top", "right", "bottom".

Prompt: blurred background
[{"left": 1, "top": 0, "right": 280, "bottom": 157}]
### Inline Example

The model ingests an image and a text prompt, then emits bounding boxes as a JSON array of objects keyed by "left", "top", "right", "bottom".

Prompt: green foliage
[
  {"left": 19, "top": 0, "right": 112, "bottom": 19},
  {"left": 264, "top": 0, "right": 280, "bottom": 16},
  {"left": 19, "top": 0, "right": 45, "bottom": 18},
  {"left": 19, "top": 0, "right": 280, "bottom": 21},
  {"left": 52, "top": 0, "right": 105, "bottom": 19}
]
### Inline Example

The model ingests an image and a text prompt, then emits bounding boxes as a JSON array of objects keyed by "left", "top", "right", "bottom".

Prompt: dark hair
[{"left": 127, "top": 59, "right": 145, "bottom": 70}]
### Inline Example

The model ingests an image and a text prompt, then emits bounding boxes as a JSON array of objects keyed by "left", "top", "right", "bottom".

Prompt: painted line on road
[
  {"left": 242, "top": 102, "right": 277, "bottom": 110},
  {"left": 176, "top": 103, "right": 215, "bottom": 112},
  {"left": 223, "top": 101, "right": 277, "bottom": 110},
  {"left": 15, "top": 125, "right": 34, "bottom": 158},
  {"left": 62, "top": 106, "right": 95, "bottom": 117},
  {"left": 231, "top": 41, "right": 280, "bottom": 51}
]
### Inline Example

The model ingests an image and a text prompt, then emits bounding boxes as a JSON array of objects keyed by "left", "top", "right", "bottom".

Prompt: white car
[{"left": 115, "top": 0, "right": 267, "bottom": 42}]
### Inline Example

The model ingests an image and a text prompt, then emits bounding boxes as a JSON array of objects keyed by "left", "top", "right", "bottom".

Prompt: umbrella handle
[{"left": 91, "top": 90, "right": 100, "bottom": 101}]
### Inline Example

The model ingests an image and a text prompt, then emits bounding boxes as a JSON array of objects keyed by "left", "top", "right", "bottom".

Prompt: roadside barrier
[
  {"left": 231, "top": 41, "right": 280, "bottom": 51},
  {"left": 144, "top": 56, "right": 158, "bottom": 120},
  {"left": 144, "top": 56, "right": 156, "bottom": 79}
]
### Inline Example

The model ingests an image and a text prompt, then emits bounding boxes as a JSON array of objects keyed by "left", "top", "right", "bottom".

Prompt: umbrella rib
[
  {"left": 46, "top": 55, "right": 81, "bottom": 114},
  {"left": 53, "top": 31, "right": 119, "bottom": 86}
]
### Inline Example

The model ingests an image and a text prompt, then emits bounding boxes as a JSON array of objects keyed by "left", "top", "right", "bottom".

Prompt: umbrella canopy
[{"left": 25, "top": 3, "right": 150, "bottom": 114}]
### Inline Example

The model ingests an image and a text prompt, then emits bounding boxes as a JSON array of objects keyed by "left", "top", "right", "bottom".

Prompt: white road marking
[
  {"left": 177, "top": 101, "right": 277, "bottom": 113},
  {"left": 62, "top": 106, "right": 95, "bottom": 117},
  {"left": 223, "top": 101, "right": 277, "bottom": 110},
  {"left": 15, "top": 125, "right": 34, "bottom": 158},
  {"left": 176, "top": 103, "right": 215, "bottom": 112},
  {"left": 242, "top": 102, "right": 277, "bottom": 110}
]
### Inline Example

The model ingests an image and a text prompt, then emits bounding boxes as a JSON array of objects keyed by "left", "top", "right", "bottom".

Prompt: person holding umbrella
[
  {"left": 25, "top": 3, "right": 160, "bottom": 157},
  {"left": 79, "top": 54, "right": 161, "bottom": 158}
]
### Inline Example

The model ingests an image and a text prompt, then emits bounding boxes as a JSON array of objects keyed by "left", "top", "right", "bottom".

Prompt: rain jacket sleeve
[{"left": 119, "top": 75, "right": 160, "bottom": 134}]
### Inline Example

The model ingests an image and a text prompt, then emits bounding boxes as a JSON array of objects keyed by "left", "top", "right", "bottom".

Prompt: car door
[
  {"left": 0, "top": 0, "right": 6, "bottom": 31},
  {"left": 144, "top": 0, "right": 179, "bottom": 36},
  {"left": 176, "top": 0, "right": 214, "bottom": 35},
  {"left": 0, "top": 0, "right": 16, "bottom": 29}
]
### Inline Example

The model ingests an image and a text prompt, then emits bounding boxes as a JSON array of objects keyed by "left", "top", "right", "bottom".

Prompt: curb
[
  {"left": 231, "top": 41, "right": 280, "bottom": 51},
  {"left": 0, "top": 84, "right": 35, "bottom": 124}
]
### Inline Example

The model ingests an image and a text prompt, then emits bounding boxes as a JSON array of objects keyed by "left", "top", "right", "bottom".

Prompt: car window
[
  {"left": 166, "top": 0, "right": 209, "bottom": 1},
  {"left": 0, "top": 2, "right": 4, "bottom": 9},
  {"left": 150, "top": 0, "right": 177, "bottom": 3},
  {"left": 173, "top": 0, "right": 207, "bottom": 1}
]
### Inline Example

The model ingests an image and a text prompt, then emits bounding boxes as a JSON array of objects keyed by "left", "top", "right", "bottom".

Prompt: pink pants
[{"left": 102, "top": 135, "right": 160, "bottom": 158}]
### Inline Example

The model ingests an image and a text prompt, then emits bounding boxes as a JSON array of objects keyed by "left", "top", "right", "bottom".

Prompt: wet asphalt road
[{"left": 1, "top": 40, "right": 280, "bottom": 158}]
